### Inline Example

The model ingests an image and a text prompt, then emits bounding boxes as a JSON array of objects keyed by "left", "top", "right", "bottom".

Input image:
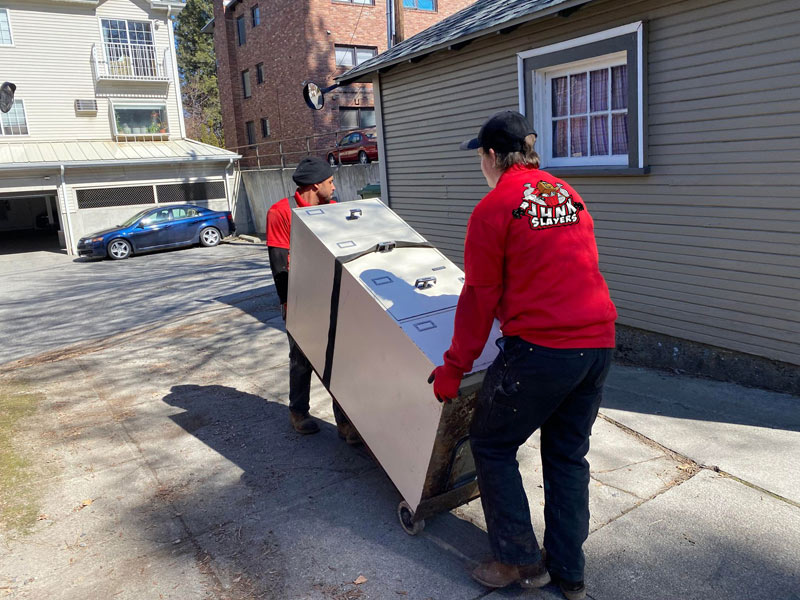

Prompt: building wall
[
  {"left": 213, "top": 0, "right": 473, "bottom": 165},
  {"left": 376, "top": 0, "right": 800, "bottom": 367},
  {"left": 0, "top": 0, "right": 181, "bottom": 143}
]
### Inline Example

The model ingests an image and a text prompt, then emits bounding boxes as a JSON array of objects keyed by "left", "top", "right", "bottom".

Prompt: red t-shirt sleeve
[
  {"left": 443, "top": 283, "right": 502, "bottom": 375},
  {"left": 266, "top": 201, "right": 291, "bottom": 249}
]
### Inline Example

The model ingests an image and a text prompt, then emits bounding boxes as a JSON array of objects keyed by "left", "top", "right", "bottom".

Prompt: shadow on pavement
[
  {"left": 602, "top": 366, "right": 800, "bottom": 433},
  {"left": 158, "top": 384, "right": 491, "bottom": 598}
]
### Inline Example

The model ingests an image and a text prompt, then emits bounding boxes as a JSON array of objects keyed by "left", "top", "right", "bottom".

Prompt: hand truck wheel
[{"left": 398, "top": 500, "right": 425, "bottom": 536}]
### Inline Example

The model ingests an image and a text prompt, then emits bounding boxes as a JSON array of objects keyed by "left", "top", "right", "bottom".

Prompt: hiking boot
[
  {"left": 336, "top": 421, "right": 362, "bottom": 446},
  {"left": 471, "top": 560, "right": 550, "bottom": 589},
  {"left": 540, "top": 548, "right": 586, "bottom": 600},
  {"left": 289, "top": 411, "right": 320, "bottom": 434},
  {"left": 557, "top": 579, "right": 586, "bottom": 600}
]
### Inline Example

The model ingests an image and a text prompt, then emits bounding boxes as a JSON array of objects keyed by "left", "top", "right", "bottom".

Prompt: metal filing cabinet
[{"left": 286, "top": 198, "right": 501, "bottom": 533}]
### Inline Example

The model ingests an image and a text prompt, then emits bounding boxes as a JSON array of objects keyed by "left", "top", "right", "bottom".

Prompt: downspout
[
  {"left": 224, "top": 157, "right": 234, "bottom": 213},
  {"left": 386, "top": 0, "right": 393, "bottom": 49},
  {"left": 60, "top": 165, "right": 76, "bottom": 255}
]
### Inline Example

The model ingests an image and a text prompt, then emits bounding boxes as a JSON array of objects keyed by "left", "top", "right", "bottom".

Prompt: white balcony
[{"left": 92, "top": 42, "right": 170, "bottom": 82}]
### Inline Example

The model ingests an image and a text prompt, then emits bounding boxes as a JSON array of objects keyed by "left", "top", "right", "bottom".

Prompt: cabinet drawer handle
[{"left": 414, "top": 276, "right": 437, "bottom": 289}]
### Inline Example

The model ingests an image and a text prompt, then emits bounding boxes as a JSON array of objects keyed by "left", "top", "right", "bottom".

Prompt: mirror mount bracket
[{"left": 302, "top": 81, "right": 340, "bottom": 110}]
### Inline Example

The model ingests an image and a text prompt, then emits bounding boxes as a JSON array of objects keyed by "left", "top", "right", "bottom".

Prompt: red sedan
[{"left": 327, "top": 130, "right": 379, "bottom": 165}]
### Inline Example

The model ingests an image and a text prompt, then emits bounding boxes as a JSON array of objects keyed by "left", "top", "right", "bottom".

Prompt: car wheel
[
  {"left": 107, "top": 238, "right": 131, "bottom": 260},
  {"left": 327, "top": 154, "right": 337, "bottom": 167},
  {"left": 358, "top": 150, "right": 370, "bottom": 164},
  {"left": 200, "top": 227, "right": 221, "bottom": 247}
]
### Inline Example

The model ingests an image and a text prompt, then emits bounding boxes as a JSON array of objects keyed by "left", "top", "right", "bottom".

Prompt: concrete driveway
[{"left": 0, "top": 243, "right": 797, "bottom": 600}]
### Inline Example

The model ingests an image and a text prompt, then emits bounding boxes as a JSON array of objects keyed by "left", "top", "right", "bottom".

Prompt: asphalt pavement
[{"left": 0, "top": 243, "right": 797, "bottom": 600}]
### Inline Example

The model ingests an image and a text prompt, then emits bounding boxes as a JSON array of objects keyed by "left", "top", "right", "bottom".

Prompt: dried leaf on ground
[{"left": 353, "top": 575, "right": 368, "bottom": 585}]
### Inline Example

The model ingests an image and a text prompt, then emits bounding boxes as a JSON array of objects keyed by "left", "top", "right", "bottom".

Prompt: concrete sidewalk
[{"left": 0, "top": 291, "right": 797, "bottom": 600}]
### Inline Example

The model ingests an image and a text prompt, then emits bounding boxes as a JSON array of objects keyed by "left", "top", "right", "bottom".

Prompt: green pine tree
[{"left": 174, "top": 0, "right": 224, "bottom": 147}]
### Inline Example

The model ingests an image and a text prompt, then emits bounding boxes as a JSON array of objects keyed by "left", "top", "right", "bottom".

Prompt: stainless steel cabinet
[{"left": 287, "top": 198, "right": 501, "bottom": 533}]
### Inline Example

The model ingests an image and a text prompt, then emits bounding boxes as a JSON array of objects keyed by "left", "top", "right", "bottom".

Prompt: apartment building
[
  {"left": 0, "top": 0, "right": 240, "bottom": 256},
  {"left": 208, "top": 0, "right": 474, "bottom": 166}
]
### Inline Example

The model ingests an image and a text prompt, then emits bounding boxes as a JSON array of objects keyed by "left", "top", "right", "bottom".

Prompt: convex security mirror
[
  {"left": 302, "top": 81, "right": 339, "bottom": 111},
  {"left": 0, "top": 82, "right": 16, "bottom": 113}
]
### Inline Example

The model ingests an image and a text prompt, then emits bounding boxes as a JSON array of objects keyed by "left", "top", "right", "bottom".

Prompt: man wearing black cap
[
  {"left": 267, "top": 156, "right": 359, "bottom": 444},
  {"left": 428, "top": 111, "right": 617, "bottom": 600}
]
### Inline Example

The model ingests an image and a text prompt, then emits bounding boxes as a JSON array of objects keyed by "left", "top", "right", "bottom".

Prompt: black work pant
[
  {"left": 287, "top": 332, "right": 347, "bottom": 425},
  {"left": 469, "top": 336, "right": 612, "bottom": 583}
]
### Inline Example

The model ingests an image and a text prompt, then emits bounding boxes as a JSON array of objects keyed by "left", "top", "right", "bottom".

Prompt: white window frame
[
  {"left": 542, "top": 52, "right": 629, "bottom": 167},
  {"left": 110, "top": 101, "right": 170, "bottom": 140},
  {"left": 0, "top": 8, "right": 14, "bottom": 46},
  {"left": 517, "top": 22, "right": 645, "bottom": 171},
  {"left": 98, "top": 17, "right": 156, "bottom": 47},
  {"left": 0, "top": 99, "right": 29, "bottom": 136}
]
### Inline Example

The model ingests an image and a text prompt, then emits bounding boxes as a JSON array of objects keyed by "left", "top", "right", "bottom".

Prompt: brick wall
[{"left": 213, "top": 0, "right": 473, "bottom": 167}]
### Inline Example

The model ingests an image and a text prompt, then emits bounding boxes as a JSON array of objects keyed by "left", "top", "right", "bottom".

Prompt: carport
[{"left": 0, "top": 139, "right": 240, "bottom": 256}]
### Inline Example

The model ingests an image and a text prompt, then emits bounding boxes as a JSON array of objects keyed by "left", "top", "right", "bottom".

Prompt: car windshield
[
  {"left": 118, "top": 209, "right": 152, "bottom": 228},
  {"left": 364, "top": 132, "right": 377, "bottom": 140}
]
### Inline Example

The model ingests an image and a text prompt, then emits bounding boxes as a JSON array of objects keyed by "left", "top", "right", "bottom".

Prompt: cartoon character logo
[{"left": 512, "top": 180, "right": 584, "bottom": 229}]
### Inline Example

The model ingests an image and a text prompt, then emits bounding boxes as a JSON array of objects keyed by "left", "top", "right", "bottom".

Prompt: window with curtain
[
  {"left": 548, "top": 63, "right": 628, "bottom": 161},
  {"left": 519, "top": 23, "right": 645, "bottom": 171},
  {"left": 251, "top": 5, "right": 260, "bottom": 27}
]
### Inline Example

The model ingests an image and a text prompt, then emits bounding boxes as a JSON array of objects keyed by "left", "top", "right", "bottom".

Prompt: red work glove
[{"left": 427, "top": 365, "right": 463, "bottom": 403}]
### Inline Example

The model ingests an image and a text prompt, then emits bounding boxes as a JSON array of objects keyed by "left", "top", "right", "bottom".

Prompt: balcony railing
[{"left": 92, "top": 42, "right": 170, "bottom": 82}]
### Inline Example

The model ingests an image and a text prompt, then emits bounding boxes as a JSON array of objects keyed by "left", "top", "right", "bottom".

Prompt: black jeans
[
  {"left": 287, "top": 333, "right": 346, "bottom": 425},
  {"left": 470, "top": 336, "right": 612, "bottom": 582}
]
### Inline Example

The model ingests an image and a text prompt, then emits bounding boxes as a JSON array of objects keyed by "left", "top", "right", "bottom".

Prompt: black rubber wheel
[
  {"left": 398, "top": 501, "right": 425, "bottom": 536},
  {"left": 107, "top": 238, "right": 131, "bottom": 260},
  {"left": 358, "top": 150, "right": 370, "bottom": 164},
  {"left": 199, "top": 227, "right": 221, "bottom": 247},
  {"left": 328, "top": 154, "right": 337, "bottom": 167}
]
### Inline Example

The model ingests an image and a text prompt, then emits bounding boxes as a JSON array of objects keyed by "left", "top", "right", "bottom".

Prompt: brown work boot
[
  {"left": 289, "top": 411, "right": 320, "bottom": 434},
  {"left": 471, "top": 560, "right": 550, "bottom": 589},
  {"left": 336, "top": 421, "right": 362, "bottom": 446}
]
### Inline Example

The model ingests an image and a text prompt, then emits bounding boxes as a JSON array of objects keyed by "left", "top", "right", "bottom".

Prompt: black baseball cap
[
  {"left": 460, "top": 110, "right": 537, "bottom": 153},
  {"left": 292, "top": 156, "right": 334, "bottom": 186}
]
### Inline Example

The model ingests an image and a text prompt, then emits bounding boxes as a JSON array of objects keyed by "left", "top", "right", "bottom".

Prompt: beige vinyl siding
[
  {"left": 378, "top": 0, "right": 800, "bottom": 366},
  {"left": 0, "top": 0, "right": 179, "bottom": 143}
]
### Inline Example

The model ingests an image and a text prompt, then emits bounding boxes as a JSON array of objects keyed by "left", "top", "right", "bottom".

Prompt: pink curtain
[
  {"left": 552, "top": 76, "right": 568, "bottom": 117},
  {"left": 571, "top": 117, "right": 587, "bottom": 157},
  {"left": 590, "top": 69, "right": 608, "bottom": 112},
  {"left": 591, "top": 115, "right": 608, "bottom": 156},
  {"left": 612, "top": 65, "right": 627, "bottom": 110},
  {"left": 570, "top": 73, "right": 587, "bottom": 114},
  {"left": 612, "top": 114, "right": 628, "bottom": 155},
  {"left": 553, "top": 120, "right": 568, "bottom": 157}
]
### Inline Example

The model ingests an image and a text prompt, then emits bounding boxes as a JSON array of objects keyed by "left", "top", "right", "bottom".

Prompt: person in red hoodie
[
  {"left": 428, "top": 111, "right": 617, "bottom": 600},
  {"left": 267, "top": 156, "right": 359, "bottom": 444}
]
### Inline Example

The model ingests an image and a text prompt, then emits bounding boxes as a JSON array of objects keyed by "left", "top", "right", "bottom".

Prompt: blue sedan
[{"left": 77, "top": 204, "right": 236, "bottom": 260}]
